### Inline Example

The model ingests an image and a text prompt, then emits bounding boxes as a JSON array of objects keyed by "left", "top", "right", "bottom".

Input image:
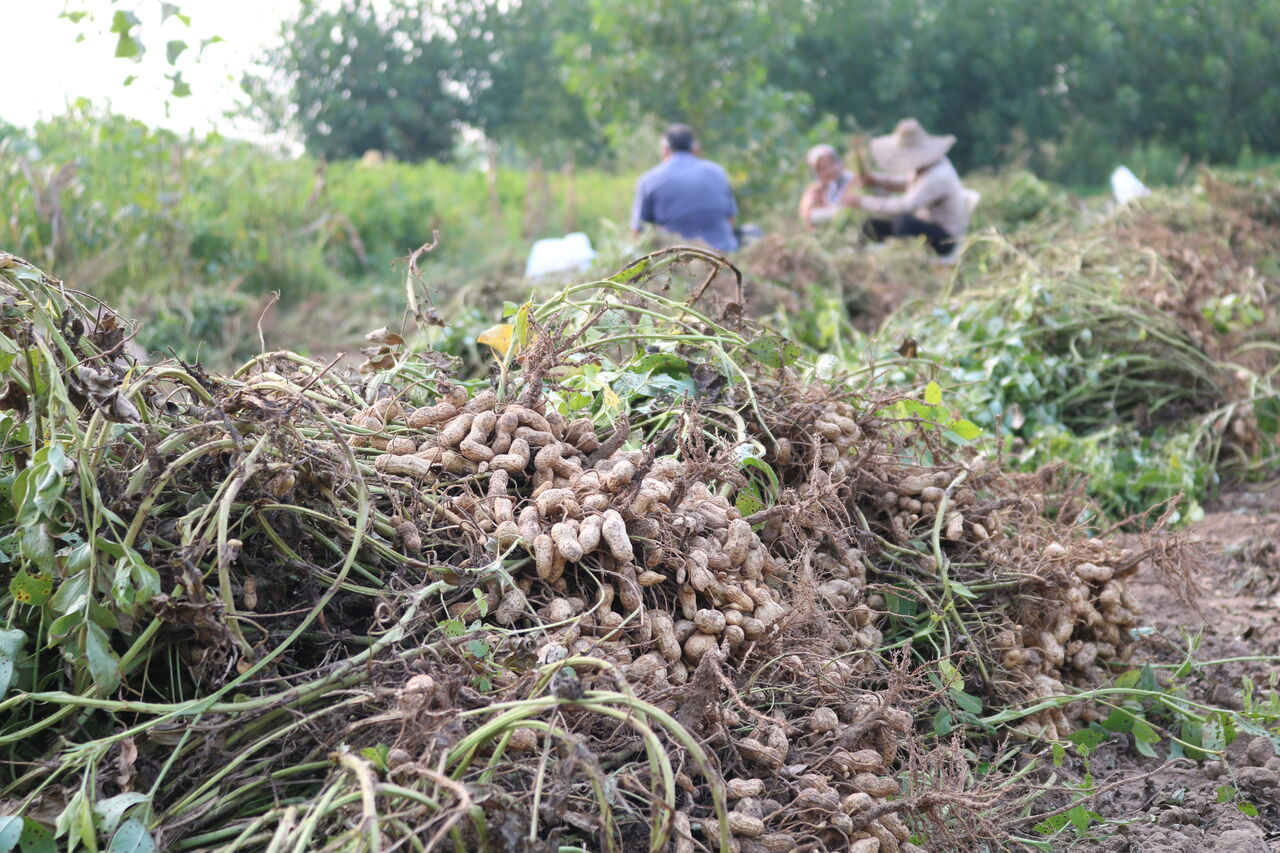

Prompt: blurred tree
[
  {"left": 560, "top": 0, "right": 803, "bottom": 153},
  {"left": 263, "top": 0, "right": 460, "bottom": 161},
  {"left": 443, "top": 0, "right": 601, "bottom": 165},
  {"left": 769, "top": 0, "right": 1280, "bottom": 181},
  {"left": 770, "top": 0, "right": 1088, "bottom": 173},
  {"left": 246, "top": 0, "right": 1280, "bottom": 182}
]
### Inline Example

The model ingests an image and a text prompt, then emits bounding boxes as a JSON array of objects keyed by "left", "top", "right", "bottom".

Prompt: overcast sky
[{"left": 2, "top": 0, "right": 297, "bottom": 136}]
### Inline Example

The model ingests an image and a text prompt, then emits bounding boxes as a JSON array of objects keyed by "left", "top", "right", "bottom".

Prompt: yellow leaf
[
  {"left": 477, "top": 323, "right": 515, "bottom": 356},
  {"left": 602, "top": 385, "right": 621, "bottom": 410}
]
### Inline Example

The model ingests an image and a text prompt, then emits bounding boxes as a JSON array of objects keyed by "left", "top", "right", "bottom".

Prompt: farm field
[{"left": 2, "top": 119, "right": 1280, "bottom": 851}]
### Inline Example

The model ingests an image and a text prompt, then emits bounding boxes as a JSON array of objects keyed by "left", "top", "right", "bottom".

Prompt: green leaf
[
  {"left": 1099, "top": 707, "right": 1134, "bottom": 733},
  {"left": 165, "top": 40, "right": 188, "bottom": 65},
  {"left": 1051, "top": 742, "right": 1066, "bottom": 767},
  {"left": 95, "top": 538, "right": 127, "bottom": 559},
  {"left": 949, "top": 419, "right": 982, "bottom": 440},
  {"left": 54, "top": 787, "right": 92, "bottom": 852},
  {"left": 1067, "top": 726, "right": 1106, "bottom": 756},
  {"left": 360, "top": 744, "right": 389, "bottom": 772},
  {"left": 10, "top": 569, "right": 54, "bottom": 607},
  {"left": 60, "top": 11, "right": 91, "bottom": 24},
  {"left": 115, "top": 552, "right": 160, "bottom": 610},
  {"left": 734, "top": 483, "right": 765, "bottom": 517},
  {"left": 1178, "top": 718, "right": 1208, "bottom": 761},
  {"left": 0, "top": 816, "right": 19, "bottom": 849},
  {"left": 1131, "top": 718, "right": 1161, "bottom": 758},
  {"left": 1066, "top": 804, "right": 1092, "bottom": 833},
  {"left": 899, "top": 399, "right": 932, "bottom": 419},
  {"left": 740, "top": 455, "right": 780, "bottom": 495},
  {"left": 1113, "top": 669, "right": 1141, "bottom": 690},
  {"left": 743, "top": 335, "right": 801, "bottom": 369},
  {"left": 115, "top": 33, "right": 142, "bottom": 59},
  {"left": 885, "top": 592, "right": 918, "bottom": 617},
  {"left": 639, "top": 373, "right": 698, "bottom": 397},
  {"left": 950, "top": 688, "right": 983, "bottom": 715},
  {"left": 10, "top": 469, "right": 34, "bottom": 523},
  {"left": 107, "top": 820, "right": 156, "bottom": 853},
  {"left": 1202, "top": 711, "right": 1236, "bottom": 751},
  {"left": 169, "top": 73, "right": 192, "bottom": 98},
  {"left": 1237, "top": 800, "right": 1259, "bottom": 817},
  {"left": 84, "top": 622, "right": 122, "bottom": 693},
  {"left": 110, "top": 10, "right": 140, "bottom": 34},
  {"left": 95, "top": 794, "right": 148, "bottom": 838},
  {"left": 631, "top": 352, "right": 690, "bottom": 376},
  {"left": 20, "top": 525, "right": 55, "bottom": 572},
  {"left": 160, "top": 3, "right": 182, "bottom": 23},
  {"left": 441, "top": 619, "right": 466, "bottom": 638},
  {"left": 38, "top": 444, "right": 67, "bottom": 495},
  {"left": 937, "top": 659, "right": 962, "bottom": 690},
  {"left": 64, "top": 542, "right": 93, "bottom": 576},
  {"left": 1215, "top": 785, "right": 1237, "bottom": 803},
  {"left": 50, "top": 570, "right": 89, "bottom": 615},
  {"left": 0, "top": 629, "right": 26, "bottom": 699},
  {"left": 466, "top": 638, "right": 491, "bottom": 660},
  {"left": 924, "top": 381, "right": 943, "bottom": 406},
  {"left": 47, "top": 613, "right": 81, "bottom": 645},
  {"left": 1033, "top": 813, "right": 1069, "bottom": 835},
  {"left": 608, "top": 258, "right": 648, "bottom": 284},
  {"left": 932, "top": 707, "right": 953, "bottom": 736},
  {"left": 7, "top": 818, "right": 56, "bottom": 853}
]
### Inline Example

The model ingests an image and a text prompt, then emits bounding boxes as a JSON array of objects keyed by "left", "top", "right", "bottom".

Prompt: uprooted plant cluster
[
  {"left": 0, "top": 242, "right": 1202, "bottom": 853},
  {"left": 744, "top": 169, "right": 1280, "bottom": 525}
]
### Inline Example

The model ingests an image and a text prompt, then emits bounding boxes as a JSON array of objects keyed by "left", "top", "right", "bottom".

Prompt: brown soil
[{"left": 1062, "top": 480, "right": 1280, "bottom": 852}]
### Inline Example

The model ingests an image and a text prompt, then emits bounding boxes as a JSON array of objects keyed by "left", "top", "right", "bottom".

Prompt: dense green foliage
[
  {"left": 443, "top": 0, "right": 601, "bottom": 161},
  {"left": 267, "top": 0, "right": 461, "bottom": 161},
  {"left": 774, "top": 0, "right": 1280, "bottom": 184},
  {"left": 255, "top": 0, "right": 1280, "bottom": 186},
  {"left": 0, "top": 109, "right": 636, "bottom": 359}
]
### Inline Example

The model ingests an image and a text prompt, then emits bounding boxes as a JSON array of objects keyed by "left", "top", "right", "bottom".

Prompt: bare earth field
[{"left": 1072, "top": 481, "right": 1280, "bottom": 852}]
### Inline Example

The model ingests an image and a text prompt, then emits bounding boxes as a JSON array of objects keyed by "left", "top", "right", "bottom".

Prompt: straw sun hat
[{"left": 869, "top": 118, "right": 955, "bottom": 171}]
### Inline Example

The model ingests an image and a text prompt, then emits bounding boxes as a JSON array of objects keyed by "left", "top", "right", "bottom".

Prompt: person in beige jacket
[{"left": 840, "top": 118, "right": 972, "bottom": 263}]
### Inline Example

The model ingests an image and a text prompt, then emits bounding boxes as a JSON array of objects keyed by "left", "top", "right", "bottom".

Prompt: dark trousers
[{"left": 862, "top": 214, "right": 956, "bottom": 255}]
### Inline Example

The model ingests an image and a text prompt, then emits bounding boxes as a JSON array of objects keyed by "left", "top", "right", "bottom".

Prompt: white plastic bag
[
  {"left": 1110, "top": 166, "right": 1150, "bottom": 204},
  {"left": 524, "top": 232, "right": 596, "bottom": 278}
]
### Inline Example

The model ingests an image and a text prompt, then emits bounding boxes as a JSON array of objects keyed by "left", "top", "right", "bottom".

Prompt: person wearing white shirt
[{"left": 799, "top": 144, "right": 855, "bottom": 227}]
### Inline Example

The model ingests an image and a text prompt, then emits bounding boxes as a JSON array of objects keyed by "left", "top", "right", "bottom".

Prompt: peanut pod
[
  {"left": 437, "top": 412, "right": 476, "bottom": 448},
  {"left": 407, "top": 401, "right": 457, "bottom": 428},
  {"left": 601, "top": 510, "right": 633, "bottom": 562},
  {"left": 459, "top": 410, "right": 498, "bottom": 462},
  {"left": 550, "top": 520, "right": 584, "bottom": 562}
]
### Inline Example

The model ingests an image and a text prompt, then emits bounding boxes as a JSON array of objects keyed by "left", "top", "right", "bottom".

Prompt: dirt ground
[{"left": 1064, "top": 480, "right": 1280, "bottom": 852}]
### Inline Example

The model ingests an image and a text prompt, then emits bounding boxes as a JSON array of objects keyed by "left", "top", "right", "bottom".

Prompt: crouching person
[{"left": 842, "top": 119, "right": 972, "bottom": 264}]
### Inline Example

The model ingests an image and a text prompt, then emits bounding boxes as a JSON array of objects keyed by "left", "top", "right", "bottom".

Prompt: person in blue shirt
[{"left": 630, "top": 124, "right": 739, "bottom": 253}]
